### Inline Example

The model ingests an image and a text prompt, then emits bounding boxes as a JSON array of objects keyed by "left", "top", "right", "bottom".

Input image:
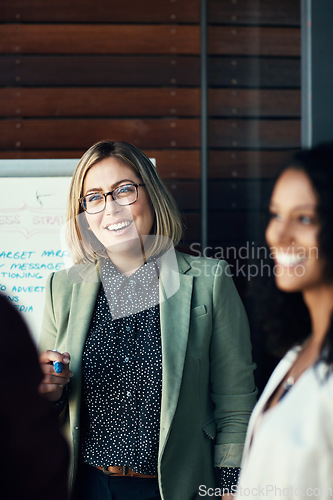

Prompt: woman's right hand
[{"left": 39, "top": 350, "right": 73, "bottom": 402}]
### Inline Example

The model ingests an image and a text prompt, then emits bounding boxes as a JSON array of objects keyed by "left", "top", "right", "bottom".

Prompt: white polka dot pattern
[{"left": 80, "top": 258, "right": 162, "bottom": 475}]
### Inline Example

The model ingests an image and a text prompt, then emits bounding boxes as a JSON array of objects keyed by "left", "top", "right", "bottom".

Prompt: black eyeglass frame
[{"left": 79, "top": 182, "right": 145, "bottom": 214}]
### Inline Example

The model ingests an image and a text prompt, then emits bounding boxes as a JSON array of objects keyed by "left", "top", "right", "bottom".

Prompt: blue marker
[{"left": 53, "top": 350, "right": 63, "bottom": 374}]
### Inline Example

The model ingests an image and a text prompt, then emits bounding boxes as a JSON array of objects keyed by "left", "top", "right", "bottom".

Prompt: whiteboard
[{"left": 0, "top": 160, "right": 77, "bottom": 342}]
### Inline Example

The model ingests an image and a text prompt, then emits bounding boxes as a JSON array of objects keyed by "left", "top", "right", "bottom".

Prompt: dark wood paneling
[
  {"left": 209, "top": 27, "right": 300, "bottom": 56},
  {"left": 0, "top": 88, "right": 300, "bottom": 118},
  {"left": 209, "top": 57, "right": 300, "bottom": 88},
  {"left": 0, "top": 119, "right": 300, "bottom": 150},
  {"left": 144, "top": 150, "right": 201, "bottom": 179},
  {"left": 165, "top": 181, "right": 200, "bottom": 211},
  {"left": 209, "top": 89, "right": 300, "bottom": 117},
  {"left": 0, "top": 25, "right": 200, "bottom": 55},
  {"left": 0, "top": 119, "right": 200, "bottom": 150},
  {"left": 208, "top": 150, "right": 297, "bottom": 178},
  {"left": 0, "top": 0, "right": 200, "bottom": 23},
  {"left": 0, "top": 56, "right": 301, "bottom": 88},
  {"left": 209, "top": 119, "right": 300, "bottom": 148},
  {"left": 0, "top": 88, "right": 201, "bottom": 117},
  {"left": 0, "top": 149, "right": 202, "bottom": 179},
  {"left": 208, "top": 0, "right": 300, "bottom": 26},
  {"left": 0, "top": 149, "right": 296, "bottom": 180},
  {"left": 181, "top": 213, "right": 200, "bottom": 242},
  {"left": 167, "top": 179, "right": 272, "bottom": 212},
  {"left": 0, "top": 56, "right": 200, "bottom": 87},
  {"left": 208, "top": 180, "right": 271, "bottom": 210},
  {"left": 0, "top": 25, "right": 299, "bottom": 57}
]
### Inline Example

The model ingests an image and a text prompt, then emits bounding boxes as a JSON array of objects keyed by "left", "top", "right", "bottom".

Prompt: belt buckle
[
  {"left": 101, "top": 466, "right": 129, "bottom": 476},
  {"left": 101, "top": 466, "right": 115, "bottom": 476}
]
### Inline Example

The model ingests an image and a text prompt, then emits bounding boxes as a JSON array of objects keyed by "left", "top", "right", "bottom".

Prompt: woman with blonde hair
[{"left": 38, "top": 140, "right": 256, "bottom": 500}]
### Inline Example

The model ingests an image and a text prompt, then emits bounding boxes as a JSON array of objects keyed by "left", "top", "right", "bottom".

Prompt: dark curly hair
[{"left": 256, "top": 142, "right": 333, "bottom": 363}]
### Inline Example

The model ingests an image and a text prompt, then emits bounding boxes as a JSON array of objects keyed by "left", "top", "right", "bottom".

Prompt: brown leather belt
[{"left": 95, "top": 465, "right": 157, "bottom": 479}]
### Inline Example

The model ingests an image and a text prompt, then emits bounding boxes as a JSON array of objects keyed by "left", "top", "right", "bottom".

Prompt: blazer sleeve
[{"left": 210, "top": 260, "right": 257, "bottom": 467}]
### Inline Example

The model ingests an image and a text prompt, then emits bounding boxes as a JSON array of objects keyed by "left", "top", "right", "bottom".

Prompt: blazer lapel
[{"left": 158, "top": 253, "right": 193, "bottom": 458}]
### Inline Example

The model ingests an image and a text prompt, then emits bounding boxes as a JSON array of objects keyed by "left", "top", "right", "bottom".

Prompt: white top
[{"left": 236, "top": 348, "right": 333, "bottom": 499}]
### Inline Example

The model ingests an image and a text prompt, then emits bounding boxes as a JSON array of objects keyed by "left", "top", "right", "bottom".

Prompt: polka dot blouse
[{"left": 80, "top": 258, "right": 162, "bottom": 475}]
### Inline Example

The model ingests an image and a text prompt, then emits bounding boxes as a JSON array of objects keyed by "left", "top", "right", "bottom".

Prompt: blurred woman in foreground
[{"left": 236, "top": 144, "right": 333, "bottom": 499}]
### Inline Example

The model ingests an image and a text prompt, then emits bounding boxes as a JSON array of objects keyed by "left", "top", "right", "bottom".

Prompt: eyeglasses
[{"left": 79, "top": 183, "right": 145, "bottom": 214}]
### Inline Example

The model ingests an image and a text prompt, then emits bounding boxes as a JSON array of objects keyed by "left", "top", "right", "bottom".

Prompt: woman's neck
[
  {"left": 107, "top": 252, "right": 146, "bottom": 276},
  {"left": 303, "top": 284, "right": 333, "bottom": 346}
]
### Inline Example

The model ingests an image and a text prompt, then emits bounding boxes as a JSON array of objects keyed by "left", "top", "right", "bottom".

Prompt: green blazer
[{"left": 39, "top": 251, "right": 257, "bottom": 500}]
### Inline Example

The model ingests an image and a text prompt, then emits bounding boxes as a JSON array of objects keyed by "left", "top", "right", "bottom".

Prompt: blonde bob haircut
[{"left": 67, "top": 140, "right": 183, "bottom": 264}]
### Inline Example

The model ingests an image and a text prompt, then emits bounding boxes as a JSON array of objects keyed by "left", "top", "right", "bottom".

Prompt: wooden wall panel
[
  {"left": 0, "top": 149, "right": 201, "bottom": 179},
  {"left": 0, "top": 0, "right": 200, "bottom": 23},
  {"left": 0, "top": 88, "right": 300, "bottom": 118},
  {"left": 0, "top": 25, "right": 300, "bottom": 56},
  {"left": 0, "top": 56, "right": 200, "bottom": 87},
  {"left": 208, "top": 0, "right": 300, "bottom": 26},
  {"left": 209, "top": 27, "right": 300, "bottom": 56},
  {"left": 208, "top": 150, "right": 296, "bottom": 179},
  {"left": 0, "top": 0, "right": 301, "bottom": 254},
  {"left": 0, "top": 119, "right": 200, "bottom": 150},
  {"left": 206, "top": 1, "right": 301, "bottom": 276},
  {"left": 0, "top": 55, "right": 300, "bottom": 88},
  {"left": 0, "top": 88, "right": 201, "bottom": 118},
  {"left": 209, "top": 119, "right": 300, "bottom": 149},
  {"left": 209, "top": 57, "right": 300, "bottom": 88},
  {"left": 0, "top": 25, "right": 200, "bottom": 55}
]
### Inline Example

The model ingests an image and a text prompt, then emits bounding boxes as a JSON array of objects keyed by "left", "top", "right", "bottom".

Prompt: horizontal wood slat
[
  {"left": 0, "top": 56, "right": 300, "bottom": 88},
  {"left": 209, "top": 57, "right": 300, "bottom": 88},
  {"left": 165, "top": 181, "right": 200, "bottom": 211},
  {"left": 209, "top": 119, "right": 300, "bottom": 148},
  {"left": 166, "top": 179, "right": 273, "bottom": 211},
  {"left": 0, "top": 88, "right": 300, "bottom": 118},
  {"left": 0, "top": 119, "right": 201, "bottom": 150},
  {"left": 0, "top": 0, "right": 200, "bottom": 23},
  {"left": 0, "top": 25, "right": 299, "bottom": 56},
  {"left": 0, "top": 1, "right": 299, "bottom": 28},
  {"left": 0, "top": 55, "right": 200, "bottom": 87},
  {"left": 208, "top": 150, "right": 297, "bottom": 178},
  {"left": 0, "top": 150, "right": 295, "bottom": 180},
  {"left": 208, "top": 180, "right": 271, "bottom": 210},
  {"left": 0, "top": 25, "right": 200, "bottom": 55},
  {"left": 0, "top": 88, "right": 200, "bottom": 117},
  {"left": 211, "top": 89, "right": 300, "bottom": 116},
  {"left": 209, "top": 26, "right": 300, "bottom": 56},
  {"left": 0, "top": 149, "right": 202, "bottom": 179},
  {"left": 208, "top": 0, "right": 300, "bottom": 26},
  {"left": 0, "top": 119, "right": 300, "bottom": 150}
]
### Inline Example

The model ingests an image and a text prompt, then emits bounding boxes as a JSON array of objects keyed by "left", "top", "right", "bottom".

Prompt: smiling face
[
  {"left": 82, "top": 157, "right": 154, "bottom": 266},
  {"left": 265, "top": 168, "right": 324, "bottom": 294}
]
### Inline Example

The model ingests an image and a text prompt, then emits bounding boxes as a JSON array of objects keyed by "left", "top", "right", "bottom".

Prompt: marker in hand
[{"left": 53, "top": 350, "right": 63, "bottom": 374}]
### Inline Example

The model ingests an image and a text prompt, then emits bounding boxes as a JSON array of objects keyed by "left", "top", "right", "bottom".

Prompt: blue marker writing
[{"left": 53, "top": 350, "right": 63, "bottom": 374}]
